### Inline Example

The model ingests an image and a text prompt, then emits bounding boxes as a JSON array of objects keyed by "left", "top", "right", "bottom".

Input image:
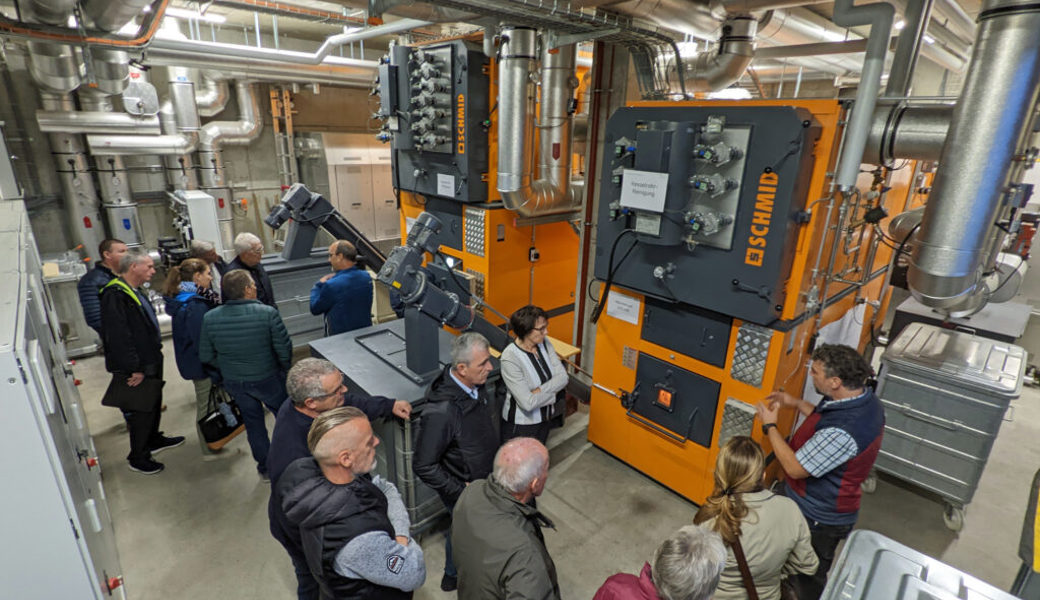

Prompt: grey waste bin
[{"left": 875, "top": 322, "right": 1025, "bottom": 531}]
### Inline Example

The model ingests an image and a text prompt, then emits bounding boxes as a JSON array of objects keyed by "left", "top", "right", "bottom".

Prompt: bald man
[
  {"left": 451, "top": 437, "right": 560, "bottom": 600},
  {"left": 279, "top": 407, "right": 425, "bottom": 599}
]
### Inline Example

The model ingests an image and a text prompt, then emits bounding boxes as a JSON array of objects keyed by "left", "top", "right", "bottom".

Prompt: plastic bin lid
[
  {"left": 882, "top": 322, "right": 1026, "bottom": 398},
  {"left": 821, "top": 530, "right": 1017, "bottom": 600}
]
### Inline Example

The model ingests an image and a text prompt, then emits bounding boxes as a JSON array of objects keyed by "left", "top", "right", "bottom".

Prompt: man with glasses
[
  {"left": 268, "top": 358, "right": 412, "bottom": 600},
  {"left": 200, "top": 269, "right": 293, "bottom": 480},
  {"left": 228, "top": 232, "right": 276, "bottom": 307}
]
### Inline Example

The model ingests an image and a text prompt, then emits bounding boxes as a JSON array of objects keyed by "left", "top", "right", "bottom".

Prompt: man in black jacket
[
  {"left": 413, "top": 331, "right": 499, "bottom": 592},
  {"left": 280, "top": 407, "right": 425, "bottom": 599},
  {"left": 268, "top": 358, "right": 412, "bottom": 600},
  {"left": 77, "top": 238, "right": 127, "bottom": 338},
  {"left": 100, "top": 250, "right": 184, "bottom": 474},
  {"left": 227, "top": 232, "right": 276, "bottom": 307}
]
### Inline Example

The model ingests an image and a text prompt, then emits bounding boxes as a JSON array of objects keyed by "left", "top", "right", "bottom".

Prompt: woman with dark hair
[
  {"left": 499, "top": 305, "right": 568, "bottom": 443},
  {"left": 163, "top": 258, "right": 224, "bottom": 458},
  {"left": 693, "top": 436, "right": 818, "bottom": 600}
]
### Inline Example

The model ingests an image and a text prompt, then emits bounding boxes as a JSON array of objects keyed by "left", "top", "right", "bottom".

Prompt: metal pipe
[
  {"left": 27, "top": 41, "right": 82, "bottom": 93},
  {"left": 36, "top": 111, "right": 161, "bottom": 134},
  {"left": 498, "top": 29, "right": 581, "bottom": 217},
  {"left": 195, "top": 74, "right": 230, "bottom": 117},
  {"left": 683, "top": 16, "right": 758, "bottom": 92},
  {"left": 82, "top": 0, "right": 152, "bottom": 32},
  {"left": 908, "top": 0, "right": 1040, "bottom": 310},
  {"left": 198, "top": 82, "right": 263, "bottom": 189},
  {"left": 85, "top": 72, "right": 201, "bottom": 155},
  {"left": 718, "top": 0, "right": 830, "bottom": 11},
  {"left": 25, "top": 0, "right": 78, "bottom": 25},
  {"left": 886, "top": 0, "right": 933, "bottom": 95},
  {"left": 863, "top": 103, "right": 952, "bottom": 163},
  {"left": 832, "top": 0, "right": 895, "bottom": 191}
]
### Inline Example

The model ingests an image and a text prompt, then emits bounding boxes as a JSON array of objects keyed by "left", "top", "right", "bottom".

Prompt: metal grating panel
[
  {"left": 465, "top": 268, "right": 485, "bottom": 314},
  {"left": 717, "top": 398, "right": 757, "bottom": 447},
  {"left": 730, "top": 323, "right": 772, "bottom": 387},
  {"left": 464, "top": 207, "right": 485, "bottom": 257}
]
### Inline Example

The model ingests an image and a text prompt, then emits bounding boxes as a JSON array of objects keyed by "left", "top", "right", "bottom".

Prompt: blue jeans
[
  {"left": 223, "top": 374, "right": 286, "bottom": 474},
  {"left": 445, "top": 501, "right": 457, "bottom": 577}
]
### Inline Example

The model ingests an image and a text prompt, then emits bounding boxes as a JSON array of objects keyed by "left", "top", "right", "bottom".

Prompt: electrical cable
[{"left": 591, "top": 229, "right": 637, "bottom": 324}]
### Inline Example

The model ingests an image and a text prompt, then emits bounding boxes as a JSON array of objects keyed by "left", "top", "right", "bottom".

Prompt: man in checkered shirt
[{"left": 757, "top": 344, "right": 884, "bottom": 600}]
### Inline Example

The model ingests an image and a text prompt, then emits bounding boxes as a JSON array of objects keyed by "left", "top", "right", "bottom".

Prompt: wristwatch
[{"left": 761, "top": 422, "right": 778, "bottom": 436}]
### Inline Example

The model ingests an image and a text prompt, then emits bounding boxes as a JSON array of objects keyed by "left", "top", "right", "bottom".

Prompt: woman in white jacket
[{"left": 500, "top": 305, "right": 569, "bottom": 443}]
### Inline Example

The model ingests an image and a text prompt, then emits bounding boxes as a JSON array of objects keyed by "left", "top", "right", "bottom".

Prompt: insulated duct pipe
[
  {"left": 863, "top": 103, "right": 952, "bottom": 164},
  {"left": 35, "top": 111, "right": 161, "bottom": 134},
  {"left": 682, "top": 16, "right": 757, "bottom": 92},
  {"left": 197, "top": 82, "right": 263, "bottom": 248},
  {"left": 886, "top": 0, "right": 933, "bottom": 96},
  {"left": 82, "top": 0, "right": 152, "bottom": 32},
  {"left": 497, "top": 29, "right": 581, "bottom": 217},
  {"left": 196, "top": 75, "right": 230, "bottom": 118},
  {"left": 24, "top": 0, "right": 78, "bottom": 25},
  {"left": 908, "top": 0, "right": 1040, "bottom": 311},
  {"left": 832, "top": 0, "right": 895, "bottom": 191}
]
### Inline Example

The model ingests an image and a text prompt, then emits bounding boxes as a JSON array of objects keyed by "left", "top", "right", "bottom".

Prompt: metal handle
[
  {"left": 1005, "top": 404, "right": 1016, "bottom": 422},
  {"left": 900, "top": 405, "right": 958, "bottom": 431},
  {"left": 953, "top": 325, "right": 977, "bottom": 336},
  {"left": 625, "top": 406, "right": 699, "bottom": 445}
]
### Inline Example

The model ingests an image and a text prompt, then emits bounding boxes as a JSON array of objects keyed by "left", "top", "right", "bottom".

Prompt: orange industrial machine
[
  {"left": 587, "top": 99, "right": 919, "bottom": 503},
  {"left": 384, "top": 36, "right": 583, "bottom": 338}
]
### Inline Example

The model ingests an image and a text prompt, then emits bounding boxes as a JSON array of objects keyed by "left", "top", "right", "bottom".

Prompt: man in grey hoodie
[{"left": 278, "top": 407, "right": 425, "bottom": 599}]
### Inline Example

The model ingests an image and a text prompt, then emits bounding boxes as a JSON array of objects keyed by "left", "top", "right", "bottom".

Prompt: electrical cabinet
[
  {"left": 0, "top": 201, "right": 125, "bottom": 599},
  {"left": 324, "top": 134, "right": 401, "bottom": 242}
]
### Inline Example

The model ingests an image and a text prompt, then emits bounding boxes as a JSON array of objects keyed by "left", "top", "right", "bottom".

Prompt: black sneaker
[
  {"left": 149, "top": 435, "right": 186, "bottom": 455},
  {"left": 128, "top": 460, "right": 165, "bottom": 475},
  {"left": 440, "top": 574, "right": 457, "bottom": 592}
]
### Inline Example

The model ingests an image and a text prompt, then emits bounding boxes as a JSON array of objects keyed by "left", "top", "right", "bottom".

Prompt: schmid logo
[
  {"left": 745, "top": 171, "right": 778, "bottom": 267},
  {"left": 457, "top": 94, "right": 466, "bottom": 154}
]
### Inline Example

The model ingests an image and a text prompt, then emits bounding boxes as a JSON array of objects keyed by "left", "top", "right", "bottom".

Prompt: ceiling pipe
[
  {"left": 36, "top": 110, "right": 161, "bottom": 134},
  {"left": 24, "top": 0, "right": 78, "bottom": 26},
  {"left": 832, "top": 0, "right": 895, "bottom": 191},
  {"left": 683, "top": 16, "right": 758, "bottom": 92},
  {"left": 195, "top": 74, "right": 231, "bottom": 118},
  {"left": 908, "top": 0, "right": 1040, "bottom": 312},
  {"left": 0, "top": 0, "right": 170, "bottom": 49},
  {"left": 885, "top": 0, "right": 933, "bottom": 96},
  {"left": 497, "top": 28, "right": 581, "bottom": 217}
]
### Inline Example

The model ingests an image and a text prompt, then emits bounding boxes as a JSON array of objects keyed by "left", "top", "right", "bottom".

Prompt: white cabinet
[{"left": 323, "top": 134, "right": 400, "bottom": 242}]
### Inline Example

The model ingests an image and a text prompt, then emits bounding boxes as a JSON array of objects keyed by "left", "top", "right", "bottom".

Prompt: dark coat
[
  {"left": 279, "top": 458, "right": 411, "bottom": 600},
  {"left": 412, "top": 365, "right": 499, "bottom": 507},
  {"left": 198, "top": 299, "right": 292, "bottom": 383},
  {"left": 99, "top": 278, "right": 163, "bottom": 375},
  {"left": 451, "top": 476, "right": 560, "bottom": 600},
  {"left": 169, "top": 291, "right": 219, "bottom": 381},
  {"left": 227, "top": 256, "right": 276, "bottom": 308},
  {"left": 77, "top": 263, "right": 116, "bottom": 335}
]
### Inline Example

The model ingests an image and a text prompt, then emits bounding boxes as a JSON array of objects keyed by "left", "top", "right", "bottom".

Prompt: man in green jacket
[
  {"left": 451, "top": 437, "right": 560, "bottom": 600},
  {"left": 200, "top": 269, "right": 293, "bottom": 480}
]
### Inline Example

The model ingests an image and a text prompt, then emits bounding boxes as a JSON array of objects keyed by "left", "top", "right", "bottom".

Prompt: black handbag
[{"left": 198, "top": 384, "right": 245, "bottom": 450}]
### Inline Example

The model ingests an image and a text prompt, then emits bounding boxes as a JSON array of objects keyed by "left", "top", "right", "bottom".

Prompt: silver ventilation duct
[
  {"left": 27, "top": 42, "right": 82, "bottom": 93},
  {"left": 82, "top": 0, "right": 153, "bottom": 32},
  {"left": 89, "top": 48, "right": 131, "bottom": 96},
  {"left": 24, "top": 0, "right": 78, "bottom": 25},
  {"left": 908, "top": 0, "right": 1040, "bottom": 312},
  {"left": 196, "top": 75, "right": 231, "bottom": 118},
  {"left": 497, "top": 28, "right": 581, "bottom": 217},
  {"left": 36, "top": 111, "right": 161, "bottom": 134},
  {"left": 863, "top": 103, "right": 952, "bottom": 164},
  {"left": 683, "top": 16, "right": 757, "bottom": 92}
]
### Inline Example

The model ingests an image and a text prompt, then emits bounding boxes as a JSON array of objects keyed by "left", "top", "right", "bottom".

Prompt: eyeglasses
[
  {"left": 317, "top": 383, "right": 347, "bottom": 399},
  {"left": 248, "top": 246, "right": 264, "bottom": 255},
  {"left": 534, "top": 325, "right": 549, "bottom": 333}
]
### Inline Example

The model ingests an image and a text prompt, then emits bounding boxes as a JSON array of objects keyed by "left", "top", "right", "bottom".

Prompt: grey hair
[
  {"left": 287, "top": 358, "right": 341, "bottom": 407},
  {"left": 493, "top": 437, "right": 549, "bottom": 495},
  {"left": 189, "top": 239, "right": 215, "bottom": 258},
  {"left": 233, "top": 232, "right": 262, "bottom": 255},
  {"left": 450, "top": 332, "right": 490, "bottom": 369},
  {"left": 116, "top": 248, "right": 151, "bottom": 274},
  {"left": 652, "top": 525, "right": 727, "bottom": 600}
]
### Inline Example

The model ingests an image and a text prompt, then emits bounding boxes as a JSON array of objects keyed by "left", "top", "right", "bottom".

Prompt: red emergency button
[
  {"left": 86, "top": 457, "right": 99, "bottom": 469},
  {"left": 107, "top": 575, "right": 123, "bottom": 591}
]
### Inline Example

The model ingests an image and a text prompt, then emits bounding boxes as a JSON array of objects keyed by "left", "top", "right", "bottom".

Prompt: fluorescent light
[
  {"left": 923, "top": 34, "right": 935, "bottom": 44},
  {"left": 894, "top": 20, "right": 905, "bottom": 30},
  {"left": 708, "top": 87, "right": 752, "bottom": 100},
  {"left": 165, "top": 7, "right": 227, "bottom": 24}
]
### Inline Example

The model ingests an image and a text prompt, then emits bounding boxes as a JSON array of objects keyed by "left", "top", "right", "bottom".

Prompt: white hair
[
  {"left": 117, "top": 248, "right": 151, "bottom": 274},
  {"left": 652, "top": 525, "right": 727, "bottom": 600},
  {"left": 450, "top": 332, "right": 489, "bottom": 369},
  {"left": 493, "top": 438, "right": 549, "bottom": 494},
  {"left": 189, "top": 239, "right": 215, "bottom": 258},
  {"left": 233, "top": 232, "right": 262, "bottom": 255}
]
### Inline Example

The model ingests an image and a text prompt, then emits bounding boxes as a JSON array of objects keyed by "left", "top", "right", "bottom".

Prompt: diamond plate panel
[
  {"left": 465, "top": 268, "right": 485, "bottom": 314},
  {"left": 717, "top": 398, "right": 758, "bottom": 447},
  {"left": 730, "top": 323, "right": 772, "bottom": 387},
  {"left": 464, "top": 207, "right": 485, "bottom": 257}
]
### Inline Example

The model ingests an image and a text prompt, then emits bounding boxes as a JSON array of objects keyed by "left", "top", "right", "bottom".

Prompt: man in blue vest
[
  {"left": 78, "top": 238, "right": 128, "bottom": 338},
  {"left": 99, "top": 250, "right": 184, "bottom": 474},
  {"left": 757, "top": 343, "right": 884, "bottom": 600},
  {"left": 309, "top": 240, "right": 373, "bottom": 336}
]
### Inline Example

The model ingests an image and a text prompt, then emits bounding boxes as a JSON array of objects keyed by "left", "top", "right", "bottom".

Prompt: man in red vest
[{"left": 757, "top": 344, "right": 884, "bottom": 600}]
